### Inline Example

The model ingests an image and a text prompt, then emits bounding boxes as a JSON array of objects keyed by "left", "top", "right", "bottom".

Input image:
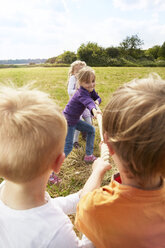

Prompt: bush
[
  {"left": 155, "top": 60, "right": 165, "bottom": 67},
  {"left": 139, "top": 60, "right": 156, "bottom": 67},
  {"left": 120, "top": 58, "right": 139, "bottom": 67},
  {"left": 157, "top": 57, "right": 165, "bottom": 61},
  {"left": 43, "top": 63, "right": 69, "bottom": 67}
]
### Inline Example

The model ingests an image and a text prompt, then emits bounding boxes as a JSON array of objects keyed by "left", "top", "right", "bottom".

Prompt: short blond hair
[
  {"left": 0, "top": 84, "right": 67, "bottom": 183},
  {"left": 68, "top": 60, "right": 86, "bottom": 76},
  {"left": 77, "top": 66, "right": 95, "bottom": 86},
  {"left": 103, "top": 73, "right": 165, "bottom": 183}
]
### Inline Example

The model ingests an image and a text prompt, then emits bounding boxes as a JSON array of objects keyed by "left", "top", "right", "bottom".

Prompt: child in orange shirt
[{"left": 75, "top": 73, "right": 165, "bottom": 248}]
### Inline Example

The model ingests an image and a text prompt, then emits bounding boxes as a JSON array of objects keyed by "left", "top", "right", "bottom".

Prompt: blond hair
[
  {"left": 0, "top": 84, "right": 67, "bottom": 183},
  {"left": 103, "top": 73, "right": 165, "bottom": 183},
  {"left": 68, "top": 60, "right": 86, "bottom": 76},
  {"left": 77, "top": 66, "right": 95, "bottom": 86}
]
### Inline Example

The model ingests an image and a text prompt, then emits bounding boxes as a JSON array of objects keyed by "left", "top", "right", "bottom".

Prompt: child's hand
[
  {"left": 92, "top": 157, "right": 111, "bottom": 177},
  {"left": 80, "top": 158, "right": 111, "bottom": 197},
  {"left": 92, "top": 108, "right": 102, "bottom": 119},
  {"left": 99, "top": 141, "right": 104, "bottom": 151},
  {"left": 95, "top": 100, "right": 99, "bottom": 106},
  {"left": 92, "top": 108, "right": 97, "bottom": 119}
]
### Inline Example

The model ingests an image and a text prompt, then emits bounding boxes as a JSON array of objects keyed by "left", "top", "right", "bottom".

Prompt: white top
[
  {"left": 0, "top": 182, "right": 94, "bottom": 248},
  {"left": 67, "top": 75, "right": 77, "bottom": 98}
]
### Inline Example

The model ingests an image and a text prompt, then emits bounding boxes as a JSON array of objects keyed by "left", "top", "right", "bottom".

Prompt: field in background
[
  {"left": 0, "top": 66, "right": 165, "bottom": 110},
  {"left": 0, "top": 66, "right": 165, "bottom": 197}
]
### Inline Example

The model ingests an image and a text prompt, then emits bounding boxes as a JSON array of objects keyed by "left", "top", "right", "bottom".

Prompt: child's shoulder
[
  {"left": 79, "top": 87, "right": 91, "bottom": 97},
  {"left": 69, "top": 75, "right": 76, "bottom": 80}
]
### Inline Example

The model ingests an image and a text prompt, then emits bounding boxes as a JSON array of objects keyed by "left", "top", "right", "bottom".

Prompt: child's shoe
[
  {"left": 84, "top": 154, "right": 97, "bottom": 164},
  {"left": 48, "top": 172, "right": 62, "bottom": 185},
  {"left": 73, "top": 142, "right": 81, "bottom": 149}
]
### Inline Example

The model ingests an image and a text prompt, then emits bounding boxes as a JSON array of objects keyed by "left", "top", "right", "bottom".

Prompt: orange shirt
[{"left": 75, "top": 177, "right": 165, "bottom": 248}]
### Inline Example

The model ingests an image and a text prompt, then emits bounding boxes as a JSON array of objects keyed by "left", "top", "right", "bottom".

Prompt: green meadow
[
  {"left": 0, "top": 66, "right": 165, "bottom": 197},
  {"left": 0, "top": 66, "right": 165, "bottom": 110}
]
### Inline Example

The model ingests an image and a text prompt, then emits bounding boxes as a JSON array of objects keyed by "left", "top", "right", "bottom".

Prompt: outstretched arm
[{"left": 80, "top": 158, "right": 111, "bottom": 198}]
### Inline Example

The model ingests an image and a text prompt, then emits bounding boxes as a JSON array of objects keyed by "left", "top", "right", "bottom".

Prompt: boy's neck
[
  {"left": 0, "top": 174, "right": 49, "bottom": 210},
  {"left": 120, "top": 173, "right": 162, "bottom": 190},
  {"left": 113, "top": 154, "right": 162, "bottom": 190}
]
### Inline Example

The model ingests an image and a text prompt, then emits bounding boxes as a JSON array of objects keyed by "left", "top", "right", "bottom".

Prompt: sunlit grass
[{"left": 0, "top": 66, "right": 165, "bottom": 197}]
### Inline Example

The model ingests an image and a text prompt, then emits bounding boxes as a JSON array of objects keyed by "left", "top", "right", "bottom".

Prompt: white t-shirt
[{"left": 0, "top": 182, "right": 94, "bottom": 248}]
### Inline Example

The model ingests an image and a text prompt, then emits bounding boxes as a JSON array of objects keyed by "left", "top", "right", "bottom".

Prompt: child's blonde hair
[
  {"left": 103, "top": 73, "right": 165, "bottom": 184},
  {"left": 77, "top": 66, "right": 95, "bottom": 86},
  {"left": 68, "top": 60, "right": 86, "bottom": 76},
  {"left": 0, "top": 84, "right": 67, "bottom": 183}
]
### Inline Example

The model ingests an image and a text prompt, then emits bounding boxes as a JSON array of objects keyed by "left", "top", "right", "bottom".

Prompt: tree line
[{"left": 46, "top": 35, "right": 165, "bottom": 67}]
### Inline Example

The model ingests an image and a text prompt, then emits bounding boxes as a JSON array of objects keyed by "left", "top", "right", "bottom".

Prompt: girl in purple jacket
[{"left": 63, "top": 66, "right": 101, "bottom": 163}]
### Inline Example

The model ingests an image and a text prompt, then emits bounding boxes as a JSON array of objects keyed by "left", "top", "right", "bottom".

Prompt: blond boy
[
  {"left": 0, "top": 85, "right": 93, "bottom": 248},
  {"left": 75, "top": 74, "right": 165, "bottom": 248}
]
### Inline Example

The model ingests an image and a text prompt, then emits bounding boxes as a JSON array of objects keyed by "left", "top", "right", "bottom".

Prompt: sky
[{"left": 0, "top": 0, "right": 165, "bottom": 60}]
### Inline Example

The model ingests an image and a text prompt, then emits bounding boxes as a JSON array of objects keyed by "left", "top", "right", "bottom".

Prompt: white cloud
[
  {"left": 61, "top": 0, "right": 70, "bottom": 13},
  {"left": 153, "top": 0, "right": 165, "bottom": 11},
  {"left": 0, "top": 0, "right": 71, "bottom": 58},
  {"left": 86, "top": 16, "right": 165, "bottom": 49},
  {"left": 0, "top": 1, "right": 68, "bottom": 43},
  {"left": 0, "top": 0, "right": 164, "bottom": 59},
  {"left": 113, "top": 0, "right": 165, "bottom": 11},
  {"left": 112, "top": 0, "right": 149, "bottom": 11}
]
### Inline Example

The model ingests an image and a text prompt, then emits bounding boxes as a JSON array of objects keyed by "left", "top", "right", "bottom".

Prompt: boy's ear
[
  {"left": 104, "top": 132, "right": 115, "bottom": 156},
  {"left": 52, "top": 152, "right": 65, "bottom": 174}
]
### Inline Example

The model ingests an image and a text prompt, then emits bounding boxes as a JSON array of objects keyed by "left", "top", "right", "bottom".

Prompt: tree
[
  {"left": 145, "top": 45, "right": 160, "bottom": 60},
  {"left": 45, "top": 51, "right": 77, "bottom": 64},
  {"left": 105, "top": 47, "right": 120, "bottom": 58},
  {"left": 120, "top": 34, "right": 144, "bottom": 50},
  {"left": 77, "top": 42, "right": 106, "bottom": 66},
  {"left": 158, "top": 42, "right": 165, "bottom": 59},
  {"left": 45, "top": 57, "right": 57, "bottom": 64},
  {"left": 56, "top": 51, "right": 77, "bottom": 64},
  {"left": 119, "top": 34, "right": 144, "bottom": 58}
]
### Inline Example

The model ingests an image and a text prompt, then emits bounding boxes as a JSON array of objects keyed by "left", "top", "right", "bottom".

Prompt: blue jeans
[{"left": 64, "top": 120, "right": 95, "bottom": 157}]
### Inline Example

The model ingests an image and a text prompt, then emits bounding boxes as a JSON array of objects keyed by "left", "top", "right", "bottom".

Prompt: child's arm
[
  {"left": 80, "top": 158, "right": 111, "bottom": 198},
  {"left": 48, "top": 211, "right": 95, "bottom": 248},
  {"left": 79, "top": 89, "right": 101, "bottom": 117},
  {"left": 91, "top": 90, "right": 101, "bottom": 105},
  {"left": 51, "top": 192, "right": 80, "bottom": 215}
]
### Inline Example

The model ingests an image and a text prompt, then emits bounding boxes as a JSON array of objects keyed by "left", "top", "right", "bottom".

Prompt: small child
[
  {"left": 75, "top": 73, "right": 165, "bottom": 247},
  {"left": 67, "top": 60, "right": 92, "bottom": 148},
  {"left": 67, "top": 60, "right": 86, "bottom": 99},
  {"left": 49, "top": 61, "right": 86, "bottom": 183},
  {"left": 64, "top": 66, "right": 101, "bottom": 163},
  {"left": 0, "top": 84, "right": 93, "bottom": 247}
]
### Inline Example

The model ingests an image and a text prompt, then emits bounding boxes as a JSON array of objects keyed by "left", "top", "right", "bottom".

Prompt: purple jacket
[{"left": 63, "top": 86, "right": 101, "bottom": 126}]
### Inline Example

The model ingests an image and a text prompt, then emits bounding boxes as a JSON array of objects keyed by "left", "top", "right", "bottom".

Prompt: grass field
[{"left": 0, "top": 66, "right": 165, "bottom": 198}]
